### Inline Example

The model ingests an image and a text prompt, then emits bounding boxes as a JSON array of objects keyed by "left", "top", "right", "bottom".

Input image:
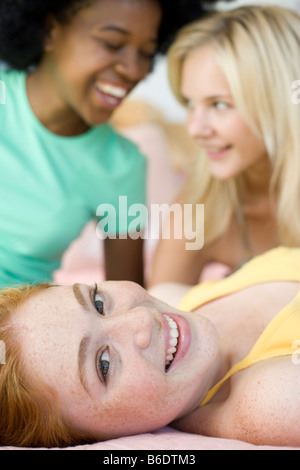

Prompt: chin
[
  {"left": 83, "top": 109, "right": 114, "bottom": 127},
  {"left": 210, "top": 166, "right": 243, "bottom": 181}
]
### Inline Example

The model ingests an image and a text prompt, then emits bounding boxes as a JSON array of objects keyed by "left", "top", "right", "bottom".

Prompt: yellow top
[{"left": 179, "top": 247, "right": 300, "bottom": 407}]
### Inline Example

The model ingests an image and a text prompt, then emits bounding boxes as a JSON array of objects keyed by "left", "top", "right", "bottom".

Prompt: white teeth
[
  {"left": 95, "top": 83, "right": 127, "bottom": 99},
  {"left": 164, "top": 315, "right": 179, "bottom": 370},
  {"left": 170, "top": 328, "right": 179, "bottom": 338}
]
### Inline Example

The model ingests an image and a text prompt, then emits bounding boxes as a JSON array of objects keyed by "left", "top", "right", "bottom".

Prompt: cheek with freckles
[
  {"left": 85, "top": 368, "right": 179, "bottom": 439},
  {"left": 113, "top": 378, "right": 174, "bottom": 432}
]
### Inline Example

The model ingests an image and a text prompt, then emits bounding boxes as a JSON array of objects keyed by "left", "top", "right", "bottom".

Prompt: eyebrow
[
  {"left": 206, "top": 94, "right": 233, "bottom": 101},
  {"left": 73, "top": 283, "right": 90, "bottom": 312},
  {"left": 72, "top": 284, "right": 93, "bottom": 394},
  {"left": 99, "top": 25, "right": 130, "bottom": 35},
  {"left": 99, "top": 25, "right": 158, "bottom": 44},
  {"left": 181, "top": 93, "right": 232, "bottom": 101},
  {"left": 78, "top": 334, "right": 92, "bottom": 395}
]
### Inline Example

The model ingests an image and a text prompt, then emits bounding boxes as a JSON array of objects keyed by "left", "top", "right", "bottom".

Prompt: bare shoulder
[
  {"left": 173, "top": 357, "right": 300, "bottom": 447},
  {"left": 223, "top": 358, "right": 300, "bottom": 447}
]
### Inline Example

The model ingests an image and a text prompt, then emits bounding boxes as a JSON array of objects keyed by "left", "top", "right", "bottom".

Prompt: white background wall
[{"left": 130, "top": 0, "right": 300, "bottom": 123}]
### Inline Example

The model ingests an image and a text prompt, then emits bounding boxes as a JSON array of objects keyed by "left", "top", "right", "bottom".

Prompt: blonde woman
[{"left": 149, "top": 5, "right": 300, "bottom": 287}]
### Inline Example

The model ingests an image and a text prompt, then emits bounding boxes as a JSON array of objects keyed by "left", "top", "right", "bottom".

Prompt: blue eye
[
  {"left": 95, "top": 294, "right": 104, "bottom": 314},
  {"left": 98, "top": 349, "right": 110, "bottom": 382},
  {"left": 214, "top": 101, "right": 229, "bottom": 110},
  {"left": 185, "top": 99, "right": 195, "bottom": 109},
  {"left": 93, "top": 284, "right": 104, "bottom": 315}
]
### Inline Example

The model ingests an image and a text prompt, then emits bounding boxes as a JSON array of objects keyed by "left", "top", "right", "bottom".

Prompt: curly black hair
[{"left": 0, "top": 0, "right": 224, "bottom": 70}]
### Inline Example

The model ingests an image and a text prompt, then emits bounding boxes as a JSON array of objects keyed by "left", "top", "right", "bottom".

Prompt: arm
[
  {"left": 148, "top": 197, "right": 211, "bottom": 287},
  {"left": 104, "top": 236, "right": 144, "bottom": 286},
  {"left": 149, "top": 235, "right": 210, "bottom": 288}
]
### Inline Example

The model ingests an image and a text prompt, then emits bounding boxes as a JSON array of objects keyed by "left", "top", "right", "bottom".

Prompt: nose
[
  {"left": 115, "top": 50, "right": 150, "bottom": 83},
  {"left": 187, "top": 108, "right": 214, "bottom": 140},
  {"left": 108, "top": 306, "right": 156, "bottom": 350}
]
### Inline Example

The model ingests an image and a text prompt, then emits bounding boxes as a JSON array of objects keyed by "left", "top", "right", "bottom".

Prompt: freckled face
[{"left": 14, "top": 281, "right": 218, "bottom": 439}]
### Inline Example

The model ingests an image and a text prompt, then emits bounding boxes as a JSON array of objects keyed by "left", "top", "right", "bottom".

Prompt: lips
[
  {"left": 206, "top": 145, "right": 231, "bottom": 160},
  {"left": 162, "top": 313, "right": 191, "bottom": 373}
]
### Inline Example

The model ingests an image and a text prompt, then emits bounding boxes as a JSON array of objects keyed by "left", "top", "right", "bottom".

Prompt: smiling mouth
[
  {"left": 164, "top": 314, "right": 179, "bottom": 372},
  {"left": 95, "top": 82, "right": 128, "bottom": 104}
]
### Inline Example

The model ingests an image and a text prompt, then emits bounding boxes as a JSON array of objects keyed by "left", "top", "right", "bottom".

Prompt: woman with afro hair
[{"left": 0, "top": 0, "right": 219, "bottom": 289}]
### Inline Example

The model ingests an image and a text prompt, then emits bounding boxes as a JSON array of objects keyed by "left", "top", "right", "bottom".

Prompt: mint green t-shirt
[{"left": 0, "top": 68, "right": 147, "bottom": 288}]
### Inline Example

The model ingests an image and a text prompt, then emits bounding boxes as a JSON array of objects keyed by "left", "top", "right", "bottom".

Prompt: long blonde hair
[
  {"left": 0, "top": 284, "right": 94, "bottom": 447},
  {"left": 168, "top": 5, "right": 300, "bottom": 245}
]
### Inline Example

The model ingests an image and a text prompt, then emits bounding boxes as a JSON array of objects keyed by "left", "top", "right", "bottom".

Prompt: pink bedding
[{"left": 1, "top": 427, "right": 298, "bottom": 450}]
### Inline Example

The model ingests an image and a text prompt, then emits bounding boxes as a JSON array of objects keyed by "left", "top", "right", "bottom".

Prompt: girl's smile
[{"left": 162, "top": 312, "right": 191, "bottom": 372}]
